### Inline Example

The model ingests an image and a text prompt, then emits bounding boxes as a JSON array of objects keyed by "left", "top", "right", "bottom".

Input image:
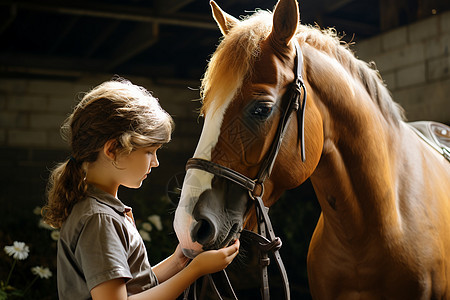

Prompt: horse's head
[{"left": 174, "top": 0, "right": 323, "bottom": 257}]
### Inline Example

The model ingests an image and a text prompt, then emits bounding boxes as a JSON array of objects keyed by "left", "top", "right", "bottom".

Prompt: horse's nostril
[{"left": 192, "top": 219, "right": 215, "bottom": 246}]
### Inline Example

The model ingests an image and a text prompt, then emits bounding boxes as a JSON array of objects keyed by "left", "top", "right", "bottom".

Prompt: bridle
[
  {"left": 184, "top": 39, "right": 307, "bottom": 300},
  {"left": 184, "top": 40, "right": 306, "bottom": 300}
]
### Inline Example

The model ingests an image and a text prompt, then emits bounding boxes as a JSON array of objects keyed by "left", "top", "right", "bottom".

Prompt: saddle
[{"left": 408, "top": 121, "right": 450, "bottom": 162}]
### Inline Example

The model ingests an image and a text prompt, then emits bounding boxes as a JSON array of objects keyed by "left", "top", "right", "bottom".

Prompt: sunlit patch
[
  {"left": 174, "top": 9, "right": 275, "bottom": 254},
  {"left": 174, "top": 85, "right": 238, "bottom": 253}
]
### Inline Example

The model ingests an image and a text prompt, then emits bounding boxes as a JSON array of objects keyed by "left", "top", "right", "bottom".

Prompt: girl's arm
[
  {"left": 90, "top": 239, "right": 239, "bottom": 300},
  {"left": 151, "top": 244, "right": 189, "bottom": 283}
]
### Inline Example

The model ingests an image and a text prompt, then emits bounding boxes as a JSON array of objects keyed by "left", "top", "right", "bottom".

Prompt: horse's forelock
[
  {"left": 201, "top": 9, "right": 404, "bottom": 123},
  {"left": 200, "top": 11, "right": 273, "bottom": 116}
]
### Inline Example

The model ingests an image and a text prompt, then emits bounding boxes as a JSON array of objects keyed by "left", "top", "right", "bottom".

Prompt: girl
[{"left": 42, "top": 78, "right": 240, "bottom": 300}]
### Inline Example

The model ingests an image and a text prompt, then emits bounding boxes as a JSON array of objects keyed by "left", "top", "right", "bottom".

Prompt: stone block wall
[
  {"left": 1, "top": 9, "right": 449, "bottom": 263},
  {"left": 1, "top": 12, "right": 449, "bottom": 299},
  {"left": 0, "top": 76, "right": 201, "bottom": 151},
  {"left": 0, "top": 75, "right": 202, "bottom": 241},
  {"left": 354, "top": 10, "right": 450, "bottom": 123}
]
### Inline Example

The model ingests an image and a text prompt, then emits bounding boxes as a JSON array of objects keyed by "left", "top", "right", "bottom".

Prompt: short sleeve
[{"left": 75, "top": 213, "right": 132, "bottom": 291}]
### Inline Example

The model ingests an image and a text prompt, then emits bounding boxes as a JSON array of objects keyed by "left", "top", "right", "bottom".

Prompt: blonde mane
[
  {"left": 201, "top": 10, "right": 405, "bottom": 122},
  {"left": 200, "top": 11, "right": 273, "bottom": 115}
]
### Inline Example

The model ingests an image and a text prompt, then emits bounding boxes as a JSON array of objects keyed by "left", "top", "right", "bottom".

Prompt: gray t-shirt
[{"left": 57, "top": 185, "right": 158, "bottom": 299}]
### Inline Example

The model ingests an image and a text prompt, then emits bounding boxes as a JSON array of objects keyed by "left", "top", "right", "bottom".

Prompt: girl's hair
[{"left": 42, "top": 78, "right": 174, "bottom": 228}]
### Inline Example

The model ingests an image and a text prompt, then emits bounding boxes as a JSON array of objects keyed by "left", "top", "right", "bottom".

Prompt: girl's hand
[
  {"left": 174, "top": 244, "right": 190, "bottom": 269},
  {"left": 190, "top": 239, "right": 240, "bottom": 276}
]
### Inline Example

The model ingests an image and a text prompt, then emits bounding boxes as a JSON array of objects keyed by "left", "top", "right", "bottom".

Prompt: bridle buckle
[{"left": 249, "top": 181, "right": 264, "bottom": 199}]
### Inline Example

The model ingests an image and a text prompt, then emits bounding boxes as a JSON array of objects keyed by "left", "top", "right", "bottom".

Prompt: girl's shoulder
[
  {"left": 61, "top": 195, "right": 126, "bottom": 239},
  {"left": 70, "top": 195, "right": 125, "bottom": 225}
]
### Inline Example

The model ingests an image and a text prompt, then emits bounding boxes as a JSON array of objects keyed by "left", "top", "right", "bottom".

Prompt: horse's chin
[
  {"left": 178, "top": 239, "right": 204, "bottom": 259},
  {"left": 204, "top": 224, "right": 241, "bottom": 251},
  {"left": 223, "top": 223, "right": 241, "bottom": 247},
  {"left": 181, "top": 248, "right": 201, "bottom": 259},
  {"left": 181, "top": 230, "right": 240, "bottom": 259}
]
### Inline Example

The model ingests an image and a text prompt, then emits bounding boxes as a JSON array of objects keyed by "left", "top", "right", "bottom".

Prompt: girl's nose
[{"left": 151, "top": 153, "right": 159, "bottom": 168}]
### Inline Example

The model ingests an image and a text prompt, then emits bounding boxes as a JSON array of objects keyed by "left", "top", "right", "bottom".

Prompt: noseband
[{"left": 185, "top": 40, "right": 306, "bottom": 300}]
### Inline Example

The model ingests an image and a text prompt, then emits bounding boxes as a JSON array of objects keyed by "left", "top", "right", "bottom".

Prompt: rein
[{"left": 185, "top": 40, "right": 306, "bottom": 300}]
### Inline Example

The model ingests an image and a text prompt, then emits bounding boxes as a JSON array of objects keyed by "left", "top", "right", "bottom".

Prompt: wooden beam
[
  {"left": 322, "top": 16, "right": 379, "bottom": 37},
  {"left": 47, "top": 16, "right": 79, "bottom": 54},
  {"left": 0, "top": 51, "right": 106, "bottom": 72},
  {"left": 155, "top": 0, "right": 196, "bottom": 14},
  {"left": 105, "top": 22, "right": 159, "bottom": 71},
  {"left": 324, "top": 0, "right": 356, "bottom": 14},
  {"left": 1, "top": 0, "right": 217, "bottom": 30},
  {"left": 0, "top": 51, "right": 185, "bottom": 79},
  {"left": 83, "top": 20, "right": 121, "bottom": 58},
  {"left": 0, "top": 3, "right": 17, "bottom": 34}
]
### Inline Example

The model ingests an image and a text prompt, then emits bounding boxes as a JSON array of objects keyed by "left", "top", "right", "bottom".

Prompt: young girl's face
[{"left": 115, "top": 145, "right": 160, "bottom": 189}]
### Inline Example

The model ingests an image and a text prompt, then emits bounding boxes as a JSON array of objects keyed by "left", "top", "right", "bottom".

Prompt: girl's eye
[
  {"left": 251, "top": 103, "right": 273, "bottom": 119},
  {"left": 146, "top": 149, "right": 156, "bottom": 155}
]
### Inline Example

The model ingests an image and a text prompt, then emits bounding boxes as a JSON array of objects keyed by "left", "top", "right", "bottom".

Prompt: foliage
[{"left": 1, "top": 241, "right": 53, "bottom": 300}]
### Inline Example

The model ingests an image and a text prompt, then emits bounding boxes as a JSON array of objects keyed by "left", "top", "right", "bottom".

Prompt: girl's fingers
[{"left": 223, "top": 239, "right": 240, "bottom": 257}]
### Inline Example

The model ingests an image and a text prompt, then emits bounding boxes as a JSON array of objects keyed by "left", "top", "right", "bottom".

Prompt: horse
[{"left": 173, "top": 0, "right": 450, "bottom": 298}]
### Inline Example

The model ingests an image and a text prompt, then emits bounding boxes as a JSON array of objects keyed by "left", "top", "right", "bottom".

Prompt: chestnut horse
[{"left": 174, "top": 0, "right": 450, "bottom": 298}]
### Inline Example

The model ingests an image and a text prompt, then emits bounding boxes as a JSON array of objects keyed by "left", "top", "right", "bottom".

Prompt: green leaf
[{"left": 0, "top": 289, "right": 8, "bottom": 300}]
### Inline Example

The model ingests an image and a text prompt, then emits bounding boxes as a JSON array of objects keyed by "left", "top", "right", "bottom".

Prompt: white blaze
[{"left": 174, "top": 99, "right": 233, "bottom": 256}]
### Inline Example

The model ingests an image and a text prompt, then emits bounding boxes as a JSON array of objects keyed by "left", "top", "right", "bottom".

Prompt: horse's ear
[
  {"left": 210, "top": 0, "right": 238, "bottom": 36},
  {"left": 270, "top": 0, "right": 299, "bottom": 46}
]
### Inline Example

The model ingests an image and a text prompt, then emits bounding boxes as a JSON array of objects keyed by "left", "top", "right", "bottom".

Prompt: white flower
[
  {"left": 139, "top": 230, "right": 151, "bottom": 242},
  {"left": 38, "top": 219, "right": 54, "bottom": 230},
  {"left": 31, "top": 266, "right": 52, "bottom": 279},
  {"left": 141, "top": 222, "right": 153, "bottom": 232},
  {"left": 51, "top": 230, "right": 60, "bottom": 241},
  {"left": 4, "top": 241, "right": 30, "bottom": 260},
  {"left": 148, "top": 215, "right": 163, "bottom": 231},
  {"left": 33, "top": 206, "right": 42, "bottom": 216}
]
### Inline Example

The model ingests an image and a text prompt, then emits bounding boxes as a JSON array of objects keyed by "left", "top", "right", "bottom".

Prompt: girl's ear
[{"left": 103, "top": 139, "right": 117, "bottom": 161}]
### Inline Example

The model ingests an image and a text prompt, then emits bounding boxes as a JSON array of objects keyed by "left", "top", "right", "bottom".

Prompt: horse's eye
[{"left": 251, "top": 103, "right": 273, "bottom": 119}]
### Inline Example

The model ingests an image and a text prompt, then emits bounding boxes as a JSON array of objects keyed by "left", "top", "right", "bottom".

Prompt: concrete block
[
  {"left": 47, "top": 95, "right": 76, "bottom": 113},
  {"left": 396, "top": 63, "right": 426, "bottom": 88},
  {"left": 0, "top": 130, "right": 5, "bottom": 145},
  {"left": 424, "top": 34, "right": 450, "bottom": 59},
  {"left": 165, "top": 100, "right": 201, "bottom": 119},
  {"left": 382, "top": 27, "right": 408, "bottom": 51},
  {"left": 32, "top": 147, "right": 69, "bottom": 162},
  {"left": 353, "top": 35, "right": 382, "bottom": 62},
  {"left": 0, "top": 79, "right": 29, "bottom": 94},
  {"left": 427, "top": 56, "right": 450, "bottom": 81},
  {"left": 48, "top": 131, "right": 69, "bottom": 149},
  {"left": 0, "top": 112, "right": 29, "bottom": 128},
  {"left": 30, "top": 113, "right": 66, "bottom": 129},
  {"left": 166, "top": 136, "right": 198, "bottom": 153},
  {"left": 8, "top": 94, "right": 48, "bottom": 111},
  {"left": 8, "top": 129, "right": 47, "bottom": 147},
  {"left": 380, "top": 71, "right": 396, "bottom": 90},
  {"left": 0, "top": 93, "right": 6, "bottom": 109},
  {"left": 393, "top": 78, "right": 450, "bottom": 121},
  {"left": 28, "top": 80, "right": 77, "bottom": 96},
  {"left": 440, "top": 10, "right": 450, "bottom": 34},
  {"left": 408, "top": 99, "right": 449, "bottom": 123},
  {"left": 409, "top": 15, "right": 439, "bottom": 42},
  {"left": 373, "top": 43, "right": 425, "bottom": 73},
  {"left": 171, "top": 117, "right": 202, "bottom": 137}
]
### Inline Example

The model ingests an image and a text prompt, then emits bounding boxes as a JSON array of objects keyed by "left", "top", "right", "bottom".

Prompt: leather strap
[
  {"left": 256, "top": 40, "right": 306, "bottom": 183},
  {"left": 293, "top": 40, "right": 307, "bottom": 162},
  {"left": 253, "top": 195, "right": 290, "bottom": 300},
  {"left": 186, "top": 158, "right": 256, "bottom": 192},
  {"left": 184, "top": 39, "right": 305, "bottom": 300}
]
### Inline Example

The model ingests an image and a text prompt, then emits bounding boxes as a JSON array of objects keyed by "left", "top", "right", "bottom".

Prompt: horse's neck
[{"left": 310, "top": 101, "right": 405, "bottom": 243}]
